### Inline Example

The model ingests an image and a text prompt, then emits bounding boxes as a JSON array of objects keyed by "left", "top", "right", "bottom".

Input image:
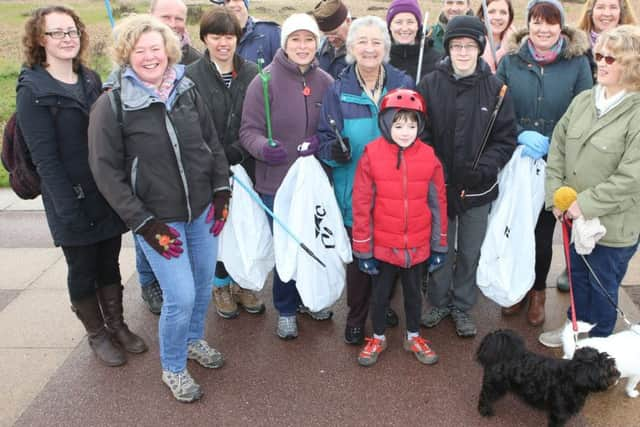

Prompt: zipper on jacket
[
  {"left": 302, "top": 75, "right": 310, "bottom": 134},
  {"left": 131, "top": 157, "right": 139, "bottom": 196},
  {"left": 401, "top": 150, "right": 411, "bottom": 268},
  {"left": 164, "top": 113, "right": 193, "bottom": 222}
]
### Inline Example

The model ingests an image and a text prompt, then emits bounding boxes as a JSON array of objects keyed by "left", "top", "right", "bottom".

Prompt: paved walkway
[{"left": 0, "top": 188, "right": 638, "bottom": 427}]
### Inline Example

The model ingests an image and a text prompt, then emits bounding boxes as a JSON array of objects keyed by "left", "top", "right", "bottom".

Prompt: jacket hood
[
  {"left": 111, "top": 64, "right": 192, "bottom": 111},
  {"left": 504, "top": 26, "right": 590, "bottom": 60},
  {"left": 18, "top": 65, "right": 97, "bottom": 99}
]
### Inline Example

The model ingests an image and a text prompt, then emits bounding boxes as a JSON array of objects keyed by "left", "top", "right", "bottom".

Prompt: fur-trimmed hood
[{"left": 504, "top": 26, "right": 590, "bottom": 60}]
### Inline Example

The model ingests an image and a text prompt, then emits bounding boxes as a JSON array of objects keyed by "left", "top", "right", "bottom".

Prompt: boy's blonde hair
[{"left": 111, "top": 14, "right": 182, "bottom": 67}]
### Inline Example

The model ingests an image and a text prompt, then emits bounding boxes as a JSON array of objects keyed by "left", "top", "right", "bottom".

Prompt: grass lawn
[{"left": 0, "top": 0, "right": 588, "bottom": 187}]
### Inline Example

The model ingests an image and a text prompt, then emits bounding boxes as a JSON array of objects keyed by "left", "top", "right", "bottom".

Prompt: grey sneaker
[
  {"left": 298, "top": 305, "right": 333, "bottom": 321},
  {"left": 162, "top": 369, "right": 202, "bottom": 403},
  {"left": 451, "top": 308, "right": 477, "bottom": 337},
  {"left": 277, "top": 315, "right": 298, "bottom": 340},
  {"left": 141, "top": 280, "right": 163, "bottom": 315},
  {"left": 187, "top": 339, "right": 224, "bottom": 368},
  {"left": 538, "top": 322, "right": 568, "bottom": 348},
  {"left": 421, "top": 306, "right": 451, "bottom": 328}
]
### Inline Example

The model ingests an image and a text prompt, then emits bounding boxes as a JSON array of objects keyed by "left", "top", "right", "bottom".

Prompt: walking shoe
[
  {"left": 162, "top": 369, "right": 203, "bottom": 403},
  {"left": 298, "top": 305, "right": 333, "bottom": 321},
  {"left": 385, "top": 307, "right": 399, "bottom": 327},
  {"left": 403, "top": 336, "right": 439, "bottom": 365},
  {"left": 538, "top": 321, "right": 569, "bottom": 348},
  {"left": 344, "top": 325, "right": 364, "bottom": 345},
  {"left": 451, "top": 308, "right": 477, "bottom": 337},
  {"left": 213, "top": 285, "right": 239, "bottom": 319},
  {"left": 277, "top": 315, "right": 298, "bottom": 340},
  {"left": 357, "top": 337, "right": 387, "bottom": 367},
  {"left": 556, "top": 269, "right": 570, "bottom": 292},
  {"left": 421, "top": 306, "right": 451, "bottom": 328},
  {"left": 187, "top": 339, "right": 224, "bottom": 369},
  {"left": 230, "top": 283, "right": 265, "bottom": 314},
  {"left": 141, "top": 280, "right": 163, "bottom": 315}
]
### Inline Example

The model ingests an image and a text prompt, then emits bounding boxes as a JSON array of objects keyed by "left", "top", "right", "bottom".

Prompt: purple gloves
[
  {"left": 206, "top": 190, "right": 231, "bottom": 236},
  {"left": 262, "top": 141, "right": 288, "bottom": 165},
  {"left": 298, "top": 135, "right": 319, "bottom": 157},
  {"left": 137, "top": 220, "right": 183, "bottom": 260}
]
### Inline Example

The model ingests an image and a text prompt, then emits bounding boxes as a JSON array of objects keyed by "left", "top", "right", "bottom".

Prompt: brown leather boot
[
  {"left": 501, "top": 297, "right": 526, "bottom": 316},
  {"left": 71, "top": 295, "right": 126, "bottom": 367},
  {"left": 527, "top": 289, "right": 546, "bottom": 326},
  {"left": 97, "top": 284, "right": 148, "bottom": 354}
]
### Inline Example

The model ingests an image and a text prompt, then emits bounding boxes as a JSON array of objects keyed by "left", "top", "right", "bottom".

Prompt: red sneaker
[
  {"left": 404, "top": 336, "right": 439, "bottom": 365},
  {"left": 357, "top": 337, "right": 387, "bottom": 367}
]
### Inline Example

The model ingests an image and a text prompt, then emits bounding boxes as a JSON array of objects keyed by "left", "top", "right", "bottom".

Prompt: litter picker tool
[
  {"left": 471, "top": 84, "right": 508, "bottom": 171},
  {"left": 231, "top": 174, "right": 326, "bottom": 268},
  {"left": 415, "top": 11, "right": 430, "bottom": 83},
  {"left": 327, "top": 115, "right": 348, "bottom": 153},
  {"left": 257, "top": 58, "right": 277, "bottom": 147}
]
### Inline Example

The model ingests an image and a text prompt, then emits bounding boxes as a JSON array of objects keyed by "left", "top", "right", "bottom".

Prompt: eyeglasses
[
  {"left": 594, "top": 52, "right": 616, "bottom": 65},
  {"left": 450, "top": 43, "right": 478, "bottom": 53},
  {"left": 45, "top": 29, "right": 81, "bottom": 39}
]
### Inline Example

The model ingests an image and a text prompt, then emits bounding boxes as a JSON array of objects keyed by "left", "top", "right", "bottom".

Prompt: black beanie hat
[{"left": 444, "top": 15, "right": 487, "bottom": 55}]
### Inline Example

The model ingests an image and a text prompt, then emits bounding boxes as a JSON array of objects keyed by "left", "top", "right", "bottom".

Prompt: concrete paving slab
[
  {"left": 0, "top": 249, "right": 61, "bottom": 290},
  {"left": 0, "top": 211, "right": 53, "bottom": 248},
  {"left": 0, "top": 348, "right": 71, "bottom": 427},
  {"left": 0, "top": 289, "right": 84, "bottom": 348},
  {"left": 0, "top": 189, "right": 18, "bottom": 210},
  {"left": 0, "top": 289, "right": 20, "bottom": 312},
  {"left": 28, "top": 248, "right": 136, "bottom": 291},
  {"left": 5, "top": 196, "right": 44, "bottom": 211}
]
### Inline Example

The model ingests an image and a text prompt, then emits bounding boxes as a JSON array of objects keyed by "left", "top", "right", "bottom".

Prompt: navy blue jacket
[
  {"left": 16, "top": 65, "right": 126, "bottom": 246},
  {"left": 237, "top": 17, "right": 281, "bottom": 66},
  {"left": 317, "top": 37, "right": 348, "bottom": 80}
]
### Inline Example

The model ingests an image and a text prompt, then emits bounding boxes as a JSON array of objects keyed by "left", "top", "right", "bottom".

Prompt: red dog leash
[{"left": 561, "top": 214, "right": 578, "bottom": 335}]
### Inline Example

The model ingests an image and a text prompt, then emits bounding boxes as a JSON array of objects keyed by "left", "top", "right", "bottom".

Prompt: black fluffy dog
[{"left": 476, "top": 329, "right": 619, "bottom": 427}]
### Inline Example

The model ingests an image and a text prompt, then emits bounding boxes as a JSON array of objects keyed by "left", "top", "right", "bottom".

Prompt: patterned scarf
[
  {"left": 140, "top": 66, "right": 177, "bottom": 102},
  {"left": 589, "top": 30, "right": 599, "bottom": 48},
  {"left": 527, "top": 36, "right": 564, "bottom": 65}
]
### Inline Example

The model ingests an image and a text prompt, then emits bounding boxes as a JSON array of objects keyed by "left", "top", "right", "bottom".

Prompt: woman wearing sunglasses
[
  {"left": 496, "top": 0, "right": 592, "bottom": 328},
  {"left": 540, "top": 25, "right": 640, "bottom": 344}
]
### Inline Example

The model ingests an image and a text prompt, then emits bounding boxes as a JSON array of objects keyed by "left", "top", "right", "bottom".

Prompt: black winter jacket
[
  {"left": 15, "top": 65, "right": 126, "bottom": 247},
  {"left": 88, "top": 68, "right": 230, "bottom": 231},
  {"left": 389, "top": 38, "right": 442, "bottom": 84},
  {"left": 418, "top": 58, "right": 517, "bottom": 217},
  {"left": 186, "top": 53, "right": 258, "bottom": 179}
]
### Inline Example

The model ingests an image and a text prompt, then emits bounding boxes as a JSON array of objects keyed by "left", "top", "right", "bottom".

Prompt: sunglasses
[{"left": 595, "top": 52, "right": 616, "bottom": 65}]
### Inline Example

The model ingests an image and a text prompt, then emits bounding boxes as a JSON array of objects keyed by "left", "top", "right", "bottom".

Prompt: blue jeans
[
  {"left": 567, "top": 241, "right": 638, "bottom": 337},
  {"left": 260, "top": 193, "right": 302, "bottom": 316},
  {"left": 135, "top": 207, "right": 216, "bottom": 372},
  {"left": 135, "top": 238, "right": 156, "bottom": 288}
]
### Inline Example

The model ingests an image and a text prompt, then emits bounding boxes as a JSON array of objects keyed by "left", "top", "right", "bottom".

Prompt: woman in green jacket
[{"left": 539, "top": 25, "right": 640, "bottom": 345}]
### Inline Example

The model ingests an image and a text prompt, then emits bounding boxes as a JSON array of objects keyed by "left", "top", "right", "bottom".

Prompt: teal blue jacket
[{"left": 317, "top": 63, "right": 414, "bottom": 226}]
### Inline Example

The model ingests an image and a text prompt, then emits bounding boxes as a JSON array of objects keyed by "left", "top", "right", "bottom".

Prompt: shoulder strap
[{"left": 107, "top": 89, "right": 123, "bottom": 130}]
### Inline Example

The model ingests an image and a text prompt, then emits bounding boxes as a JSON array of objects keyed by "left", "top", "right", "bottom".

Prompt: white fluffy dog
[{"left": 562, "top": 321, "right": 640, "bottom": 398}]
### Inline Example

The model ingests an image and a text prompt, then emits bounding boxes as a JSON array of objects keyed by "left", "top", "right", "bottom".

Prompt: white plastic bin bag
[{"left": 477, "top": 146, "right": 546, "bottom": 307}]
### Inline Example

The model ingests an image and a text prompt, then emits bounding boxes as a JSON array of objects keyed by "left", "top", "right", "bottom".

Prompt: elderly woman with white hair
[
  {"left": 88, "top": 14, "right": 230, "bottom": 403},
  {"left": 317, "top": 15, "right": 414, "bottom": 346}
]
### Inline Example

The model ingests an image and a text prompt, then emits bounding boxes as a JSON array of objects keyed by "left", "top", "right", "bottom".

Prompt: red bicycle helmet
[{"left": 380, "top": 88, "right": 426, "bottom": 115}]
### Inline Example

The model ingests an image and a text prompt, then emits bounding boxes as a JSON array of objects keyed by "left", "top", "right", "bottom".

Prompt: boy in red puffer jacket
[{"left": 352, "top": 89, "right": 448, "bottom": 367}]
